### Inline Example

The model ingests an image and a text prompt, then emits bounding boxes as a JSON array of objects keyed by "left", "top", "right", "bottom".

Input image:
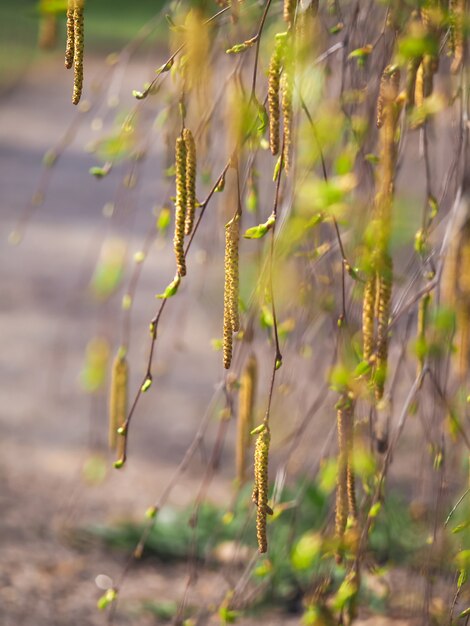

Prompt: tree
[{"left": 13, "top": 0, "right": 470, "bottom": 623}]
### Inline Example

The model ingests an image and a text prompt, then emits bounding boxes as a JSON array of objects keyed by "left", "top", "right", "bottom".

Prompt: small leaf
[
  {"left": 157, "top": 207, "right": 171, "bottom": 233},
  {"left": 458, "top": 569, "right": 467, "bottom": 589},
  {"left": 354, "top": 360, "right": 371, "bottom": 378},
  {"left": 113, "top": 459, "right": 125, "bottom": 469},
  {"left": 453, "top": 521, "right": 470, "bottom": 534},
  {"left": 250, "top": 423, "right": 265, "bottom": 435},
  {"left": 215, "top": 173, "right": 226, "bottom": 192},
  {"left": 89, "top": 162, "right": 112, "bottom": 178},
  {"left": 348, "top": 44, "right": 373, "bottom": 60},
  {"left": 226, "top": 36, "right": 256, "bottom": 54},
  {"left": 141, "top": 376, "right": 152, "bottom": 392},
  {"left": 368, "top": 501, "right": 382, "bottom": 518},
  {"left": 156, "top": 275, "right": 181, "bottom": 299},
  {"left": 155, "top": 58, "right": 174, "bottom": 74},
  {"left": 145, "top": 506, "right": 158, "bottom": 519},
  {"left": 244, "top": 213, "right": 276, "bottom": 239},
  {"left": 97, "top": 588, "right": 117, "bottom": 610}
]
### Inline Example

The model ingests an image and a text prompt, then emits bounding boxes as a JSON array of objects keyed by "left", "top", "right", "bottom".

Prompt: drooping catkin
[
  {"left": 174, "top": 135, "right": 187, "bottom": 277},
  {"left": 223, "top": 213, "right": 240, "bottom": 369},
  {"left": 335, "top": 396, "right": 349, "bottom": 539},
  {"left": 253, "top": 425, "right": 270, "bottom": 553},
  {"left": 72, "top": 0, "right": 84, "bottom": 105},
  {"left": 65, "top": 0, "right": 75, "bottom": 69},
  {"left": 454, "top": 222, "right": 470, "bottom": 378},
  {"left": 109, "top": 350, "right": 128, "bottom": 451},
  {"left": 281, "top": 50, "right": 293, "bottom": 174},
  {"left": 283, "top": 0, "right": 296, "bottom": 27},
  {"left": 450, "top": 0, "right": 464, "bottom": 73},
  {"left": 377, "top": 65, "right": 401, "bottom": 129},
  {"left": 375, "top": 254, "right": 393, "bottom": 401},
  {"left": 236, "top": 354, "right": 257, "bottom": 486},
  {"left": 183, "top": 128, "right": 197, "bottom": 236},
  {"left": 414, "top": 61, "right": 424, "bottom": 109},
  {"left": 362, "top": 274, "right": 377, "bottom": 362},
  {"left": 268, "top": 38, "right": 283, "bottom": 156}
]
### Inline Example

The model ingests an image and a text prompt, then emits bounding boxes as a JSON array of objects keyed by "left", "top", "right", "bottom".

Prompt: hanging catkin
[
  {"left": 174, "top": 135, "right": 187, "bottom": 277},
  {"left": 223, "top": 213, "right": 240, "bottom": 369},
  {"left": 65, "top": 0, "right": 75, "bottom": 69},
  {"left": 268, "top": 38, "right": 283, "bottom": 156},
  {"left": 72, "top": 0, "right": 84, "bottom": 105},
  {"left": 444, "top": 218, "right": 470, "bottom": 379},
  {"left": 362, "top": 273, "right": 377, "bottom": 362},
  {"left": 363, "top": 66, "right": 399, "bottom": 400},
  {"left": 283, "top": 0, "right": 296, "bottom": 27},
  {"left": 109, "top": 350, "right": 128, "bottom": 451},
  {"left": 375, "top": 254, "right": 393, "bottom": 401},
  {"left": 281, "top": 48, "right": 293, "bottom": 174},
  {"left": 236, "top": 354, "right": 257, "bottom": 485},
  {"left": 183, "top": 128, "right": 197, "bottom": 236},
  {"left": 335, "top": 397, "right": 349, "bottom": 539},
  {"left": 252, "top": 426, "right": 270, "bottom": 553},
  {"left": 450, "top": 0, "right": 464, "bottom": 73}
]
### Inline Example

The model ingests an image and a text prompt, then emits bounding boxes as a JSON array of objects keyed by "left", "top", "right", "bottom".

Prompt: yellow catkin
[
  {"left": 281, "top": 52, "right": 293, "bottom": 174},
  {"left": 183, "top": 128, "right": 197, "bottom": 236},
  {"left": 283, "top": 0, "right": 296, "bottom": 26},
  {"left": 236, "top": 354, "right": 257, "bottom": 486},
  {"left": 65, "top": 0, "right": 75, "bottom": 69},
  {"left": 375, "top": 254, "right": 393, "bottom": 402},
  {"left": 253, "top": 426, "right": 270, "bottom": 554},
  {"left": 223, "top": 213, "right": 240, "bottom": 369},
  {"left": 414, "top": 61, "right": 424, "bottom": 109},
  {"left": 72, "top": 0, "right": 84, "bottom": 105},
  {"left": 109, "top": 350, "right": 128, "bottom": 451},
  {"left": 335, "top": 398, "right": 349, "bottom": 539},
  {"left": 174, "top": 135, "right": 187, "bottom": 277},
  {"left": 455, "top": 226, "right": 470, "bottom": 378},
  {"left": 362, "top": 274, "right": 376, "bottom": 362},
  {"left": 450, "top": 0, "right": 464, "bottom": 73},
  {"left": 268, "top": 39, "right": 283, "bottom": 156}
]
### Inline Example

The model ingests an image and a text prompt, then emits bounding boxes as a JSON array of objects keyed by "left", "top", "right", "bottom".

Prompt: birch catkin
[
  {"left": 362, "top": 274, "right": 376, "bottom": 362},
  {"left": 335, "top": 395, "right": 356, "bottom": 543},
  {"left": 183, "top": 128, "right": 197, "bottom": 236},
  {"left": 236, "top": 355, "right": 257, "bottom": 485},
  {"left": 281, "top": 50, "right": 293, "bottom": 174},
  {"left": 450, "top": 0, "right": 464, "bottom": 73},
  {"left": 375, "top": 254, "right": 393, "bottom": 401},
  {"left": 283, "top": 0, "right": 296, "bottom": 26},
  {"left": 335, "top": 399, "right": 348, "bottom": 539},
  {"left": 252, "top": 426, "right": 270, "bottom": 553},
  {"left": 223, "top": 213, "right": 240, "bottom": 369},
  {"left": 268, "top": 38, "right": 283, "bottom": 156},
  {"left": 65, "top": 0, "right": 75, "bottom": 69},
  {"left": 72, "top": 0, "right": 84, "bottom": 105},
  {"left": 109, "top": 350, "right": 128, "bottom": 451},
  {"left": 174, "top": 135, "right": 187, "bottom": 277}
]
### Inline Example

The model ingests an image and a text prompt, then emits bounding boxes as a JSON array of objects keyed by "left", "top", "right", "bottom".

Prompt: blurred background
[{"left": 1, "top": 1, "right": 469, "bottom": 625}]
